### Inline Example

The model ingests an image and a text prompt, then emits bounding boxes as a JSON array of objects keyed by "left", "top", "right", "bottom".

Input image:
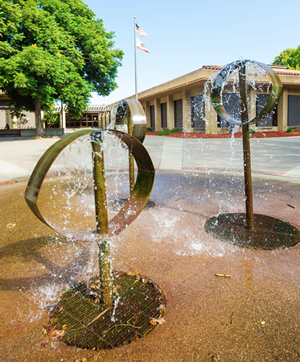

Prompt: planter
[
  {"left": 0, "top": 129, "right": 21, "bottom": 137},
  {"left": 20, "top": 128, "right": 64, "bottom": 137}
]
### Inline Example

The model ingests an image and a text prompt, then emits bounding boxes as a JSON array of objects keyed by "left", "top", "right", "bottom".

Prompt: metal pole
[
  {"left": 134, "top": 16, "right": 138, "bottom": 100},
  {"left": 239, "top": 64, "right": 254, "bottom": 231},
  {"left": 91, "top": 133, "right": 113, "bottom": 309},
  {"left": 128, "top": 114, "right": 135, "bottom": 193}
]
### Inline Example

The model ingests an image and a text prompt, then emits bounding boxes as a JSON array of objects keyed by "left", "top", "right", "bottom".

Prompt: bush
[
  {"left": 43, "top": 111, "right": 60, "bottom": 128},
  {"left": 146, "top": 127, "right": 153, "bottom": 132},
  {"left": 157, "top": 129, "right": 172, "bottom": 136},
  {"left": 287, "top": 127, "right": 294, "bottom": 133},
  {"left": 249, "top": 129, "right": 256, "bottom": 134},
  {"left": 170, "top": 127, "right": 182, "bottom": 133}
]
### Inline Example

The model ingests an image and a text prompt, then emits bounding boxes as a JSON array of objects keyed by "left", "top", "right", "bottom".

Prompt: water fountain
[
  {"left": 205, "top": 59, "right": 300, "bottom": 249},
  {"left": 24, "top": 123, "right": 166, "bottom": 349},
  {"left": 2, "top": 60, "right": 300, "bottom": 361}
]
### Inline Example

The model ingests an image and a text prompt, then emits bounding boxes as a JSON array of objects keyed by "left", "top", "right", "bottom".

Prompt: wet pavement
[{"left": 1, "top": 171, "right": 300, "bottom": 361}]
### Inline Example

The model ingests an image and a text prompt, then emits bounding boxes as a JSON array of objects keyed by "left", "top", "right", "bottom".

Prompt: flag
[
  {"left": 136, "top": 23, "right": 147, "bottom": 36},
  {"left": 136, "top": 38, "right": 149, "bottom": 53}
]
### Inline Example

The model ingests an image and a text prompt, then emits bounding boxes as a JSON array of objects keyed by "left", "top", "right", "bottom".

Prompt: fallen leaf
[
  {"left": 150, "top": 320, "right": 157, "bottom": 326},
  {"left": 41, "top": 336, "right": 49, "bottom": 348},
  {"left": 62, "top": 324, "right": 67, "bottom": 330},
  {"left": 166, "top": 300, "right": 171, "bottom": 303},
  {"left": 215, "top": 273, "right": 231, "bottom": 278},
  {"left": 150, "top": 317, "right": 166, "bottom": 325},
  {"left": 113, "top": 285, "right": 120, "bottom": 293},
  {"left": 6, "top": 223, "right": 16, "bottom": 229}
]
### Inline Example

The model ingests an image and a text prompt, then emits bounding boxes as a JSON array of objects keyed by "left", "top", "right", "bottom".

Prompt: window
[
  {"left": 174, "top": 99, "right": 183, "bottom": 129},
  {"left": 256, "top": 94, "right": 277, "bottom": 127},
  {"left": 150, "top": 105, "right": 155, "bottom": 130},
  {"left": 288, "top": 95, "right": 300, "bottom": 126},
  {"left": 161, "top": 103, "right": 167, "bottom": 129},
  {"left": 191, "top": 95, "right": 205, "bottom": 130}
]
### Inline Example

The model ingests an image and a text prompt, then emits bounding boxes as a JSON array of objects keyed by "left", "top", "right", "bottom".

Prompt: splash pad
[
  {"left": 24, "top": 117, "right": 166, "bottom": 349},
  {"left": 1, "top": 61, "right": 300, "bottom": 361},
  {"left": 205, "top": 60, "right": 300, "bottom": 249}
]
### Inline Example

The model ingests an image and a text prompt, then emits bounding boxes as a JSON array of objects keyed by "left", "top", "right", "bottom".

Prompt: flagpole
[{"left": 134, "top": 16, "right": 138, "bottom": 100}]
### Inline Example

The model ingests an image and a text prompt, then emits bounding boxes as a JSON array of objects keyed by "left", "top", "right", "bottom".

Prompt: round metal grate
[
  {"left": 205, "top": 213, "right": 300, "bottom": 250},
  {"left": 50, "top": 271, "right": 166, "bottom": 350}
]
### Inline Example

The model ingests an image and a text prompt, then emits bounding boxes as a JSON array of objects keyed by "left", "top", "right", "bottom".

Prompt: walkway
[{"left": 1, "top": 134, "right": 299, "bottom": 184}]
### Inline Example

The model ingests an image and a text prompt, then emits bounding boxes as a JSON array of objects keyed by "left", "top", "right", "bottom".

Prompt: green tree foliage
[
  {"left": 0, "top": 0, "right": 123, "bottom": 136},
  {"left": 273, "top": 46, "right": 300, "bottom": 70}
]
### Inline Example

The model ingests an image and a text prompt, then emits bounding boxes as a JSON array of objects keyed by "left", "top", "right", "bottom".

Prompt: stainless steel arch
[{"left": 110, "top": 99, "right": 147, "bottom": 143}]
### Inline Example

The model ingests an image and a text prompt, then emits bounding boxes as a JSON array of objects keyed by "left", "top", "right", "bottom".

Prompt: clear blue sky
[{"left": 84, "top": 0, "right": 300, "bottom": 105}]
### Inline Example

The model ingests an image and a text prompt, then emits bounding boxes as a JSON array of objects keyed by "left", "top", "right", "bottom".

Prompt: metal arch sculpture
[
  {"left": 24, "top": 129, "right": 155, "bottom": 242},
  {"left": 111, "top": 99, "right": 147, "bottom": 143},
  {"left": 209, "top": 60, "right": 283, "bottom": 231},
  {"left": 211, "top": 59, "right": 283, "bottom": 126},
  {"left": 111, "top": 99, "right": 148, "bottom": 193}
]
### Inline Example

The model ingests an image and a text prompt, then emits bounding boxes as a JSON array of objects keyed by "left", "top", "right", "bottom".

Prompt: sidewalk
[{"left": 1, "top": 134, "right": 300, "bottom": 185}]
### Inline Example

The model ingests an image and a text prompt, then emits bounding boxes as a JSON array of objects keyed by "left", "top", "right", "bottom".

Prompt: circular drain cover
[
  {"left": 205, "top": 213, "right": 300, "bottom": 250},
  {"left": 50, "top": 272, "right": 166, "bottom": 350}
]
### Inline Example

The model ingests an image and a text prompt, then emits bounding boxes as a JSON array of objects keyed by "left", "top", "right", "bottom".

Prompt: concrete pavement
[{"left": 0, "top": 134, "right": 300, "bottom": 184}]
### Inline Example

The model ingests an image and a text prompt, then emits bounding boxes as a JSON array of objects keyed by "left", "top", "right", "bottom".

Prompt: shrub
[
  {"left": 287, "top": 127, "right": 294, "bottom": 133},
  {"left": 146, "top": 127, "right": 153, "bottom": 132},
  {"left": 249, "top": 129, "right": 256, "bottom": 134},
  {"left": 170, "top": 127, "right": 182, "bottom": 133},
  {"left": 43, "top": 111, "right": 60, "bottom": 128},
  {"left": 157, "top": 129, "right": 172, "bottom": 136}
]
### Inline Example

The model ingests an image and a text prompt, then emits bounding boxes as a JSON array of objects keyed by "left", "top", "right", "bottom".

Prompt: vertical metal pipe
[
  {"left": 134, "top": 16, "right": 138, "bottom": 100},
  {"left": 128, "top": 113, "right": 135, "bottom": 194},
  {"left": 91, "top": 133, "right": 113, "bottom": 309},
  {"left": 239, "top": 64, "right": 254, "bottom": 231}
]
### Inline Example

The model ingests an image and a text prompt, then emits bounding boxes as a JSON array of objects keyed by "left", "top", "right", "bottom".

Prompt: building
[
  {"left": 0, "top": 91, "right": 112, "bottom": 130},
  {"left": 109, "top": 65, "right": 300, "bottom": 134}
]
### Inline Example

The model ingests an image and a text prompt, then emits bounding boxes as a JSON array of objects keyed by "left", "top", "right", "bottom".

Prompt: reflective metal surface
[
  {"left": 211, "top": 60, "right": 283, "bottom": 126},
  {"left": 24, "top": 129, "right": 155, "bottom": 242},
  {"left": 110, "top": 99, "right": 147, "bottom": 143}
]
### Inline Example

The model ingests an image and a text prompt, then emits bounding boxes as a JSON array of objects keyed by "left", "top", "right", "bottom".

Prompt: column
[
  {"left": 182, "top": 90, "right": 191, "bottom": 132},
  {"left": 5, "top": 110, "right": 11, "bottom": 128},
  {"left": 205, "top": 88, "right": 218, "bottom": 134},
  {"left": 154, "top": 98, "right": 161, "bottom": 132},
  {"left": 167, "top": 95, "right": 174, "bottom": 130},
  {"left": 145, "top": 101, "right": 151, "bottom": 128},
  {"left": 277, "top": 88, "right": 288, "bottom": 131}
]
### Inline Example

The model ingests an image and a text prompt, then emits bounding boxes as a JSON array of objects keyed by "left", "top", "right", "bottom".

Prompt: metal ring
[
  {"left": 211, "top": 60, "right": 283, "bottom": 126},
  {"left": 110, "top": 99, "right": 147, "bottom": 143},
  {"left": 24, "top": 129, "right": 155, "bottom": 242}
]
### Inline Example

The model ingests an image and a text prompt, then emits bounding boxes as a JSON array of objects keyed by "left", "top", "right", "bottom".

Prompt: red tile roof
[{"left": 202, "top": 65, "right": 300, "bottom": 76}]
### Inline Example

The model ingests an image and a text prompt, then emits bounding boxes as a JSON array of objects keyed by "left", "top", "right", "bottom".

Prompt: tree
[
  {"left": 0, "top": 0, "right": 123, "bottom": 136},
  {"left": 273, "top": 46, "right": 300, "bottom": 70}
]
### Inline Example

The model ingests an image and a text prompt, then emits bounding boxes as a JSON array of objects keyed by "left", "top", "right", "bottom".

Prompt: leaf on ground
[
  {"left": 6, "top": 223, "right": 16, "bottom": 229},
  {"left": 113, "top": 285, "right": 120, "bottom": 293},
  {"left": 41, "top": 336, "right": 49, "bottom": 348},
  {"left": 215, "top": 273, "right": 231, "bottom": 278},
  {"left": 150, "top": 317, "right": 166, "bottom": 325}
]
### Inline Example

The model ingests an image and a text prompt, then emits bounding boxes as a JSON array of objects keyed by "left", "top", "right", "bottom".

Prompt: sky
[{"left": 84, "top": 0, "right": 300, "bottom": 106}]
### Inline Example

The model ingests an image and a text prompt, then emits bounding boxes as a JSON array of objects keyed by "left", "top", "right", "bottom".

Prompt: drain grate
[
  {"left": 50, "top": 271, "right": 166, "bottom": 350},
  {"left": 205, "top": 213, "right": 300, "bottom": 250}
]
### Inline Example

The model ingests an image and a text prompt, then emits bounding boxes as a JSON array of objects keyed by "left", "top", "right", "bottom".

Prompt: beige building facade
[{"left": 110, "top": 65, "right": 300, "bottom": 134}]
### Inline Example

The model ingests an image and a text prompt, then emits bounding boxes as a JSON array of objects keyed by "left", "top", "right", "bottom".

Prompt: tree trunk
[{"left": 35, "top": 98, "right": 47, "bottom": 137}]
